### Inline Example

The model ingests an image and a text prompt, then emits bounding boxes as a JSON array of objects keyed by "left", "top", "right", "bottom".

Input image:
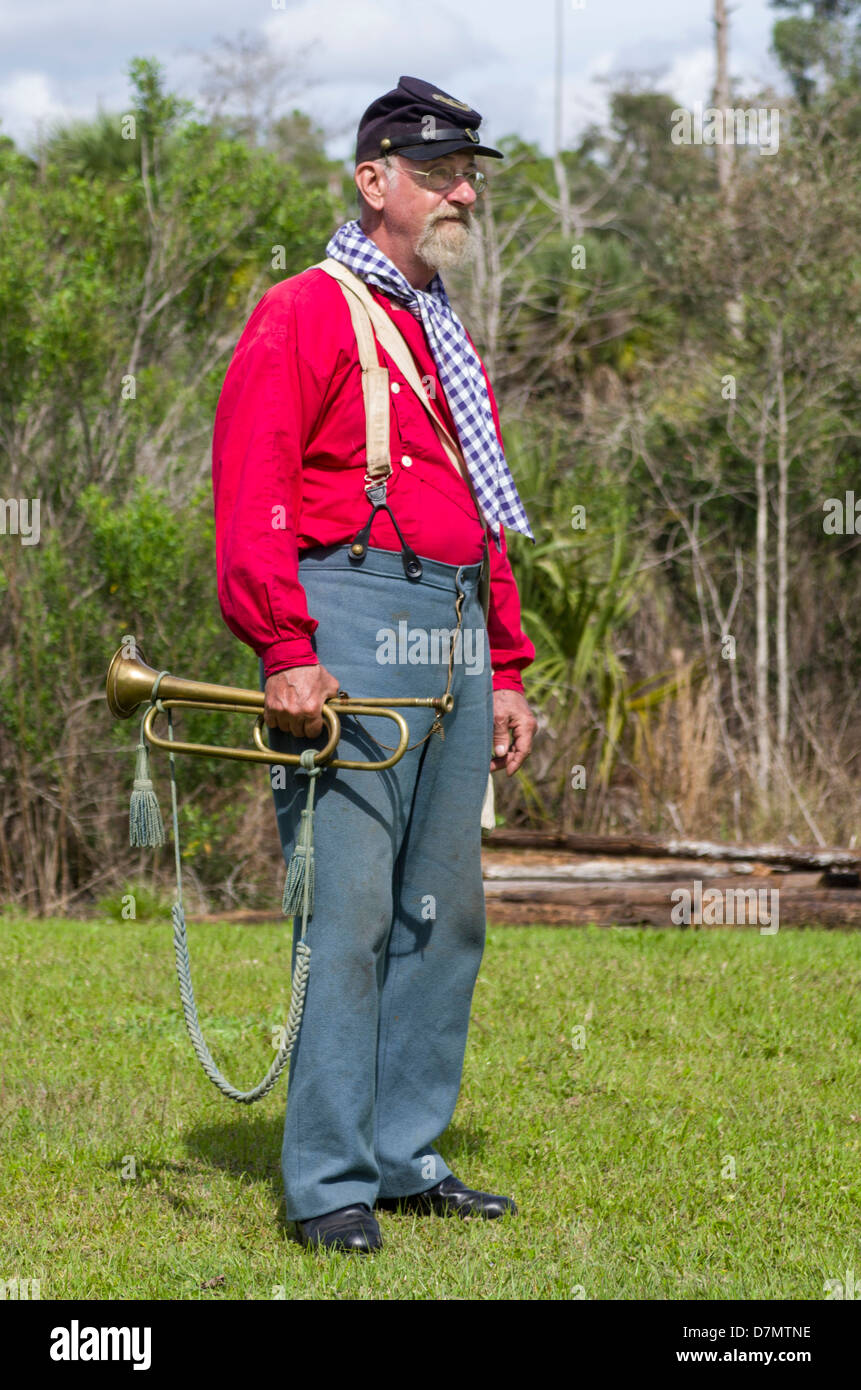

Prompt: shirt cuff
[
  {"left": 491, "top": 668, "right": 525, "bottom": 694},
  {"left": 261, "top": 639, "right": 318, "bottom": 680}
]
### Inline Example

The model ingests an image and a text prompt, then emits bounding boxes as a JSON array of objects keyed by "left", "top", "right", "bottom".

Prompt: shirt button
[
  {"left": 391, "top": 381, "right": 401, "bottom": 394},
  {"left": 401, "top": 455, "right": 412, "bottom": 467}
]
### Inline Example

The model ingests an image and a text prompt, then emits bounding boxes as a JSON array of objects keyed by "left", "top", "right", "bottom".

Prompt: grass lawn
[{"left": 1, "top": 914, "right": 859, "bottom": 1300}]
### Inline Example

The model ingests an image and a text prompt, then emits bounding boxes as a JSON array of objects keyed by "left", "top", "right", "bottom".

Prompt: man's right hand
[{"left": 263, "top": 663, "right": 341, "bottom": 738}]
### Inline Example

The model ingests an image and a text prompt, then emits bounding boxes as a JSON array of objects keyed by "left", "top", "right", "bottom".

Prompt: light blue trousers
[{"left": 264, "top": 545, "right": 493, "bottom": 1222}]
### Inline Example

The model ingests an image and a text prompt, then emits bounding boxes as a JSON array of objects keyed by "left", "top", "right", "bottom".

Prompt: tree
[
  {"left": 770, "top": 0, "right": 861, "bottom": 105},
  {"left": 0, "top": 59, "right": 337, "bottom": 912}
]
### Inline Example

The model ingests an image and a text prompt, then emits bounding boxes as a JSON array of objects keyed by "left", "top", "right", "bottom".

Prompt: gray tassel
[
  {"left": 282, "top": 809, "right": 315, "bottom": 917},
  {"left": 281, "top": 754, "right": 320, "bottom": 918},
  {"left": 130, "top": 733, "right": 165, "bottom": 847}
]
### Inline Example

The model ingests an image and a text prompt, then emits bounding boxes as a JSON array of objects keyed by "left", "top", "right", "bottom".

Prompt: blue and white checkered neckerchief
[{"left": 325, "top": 220, "right": 533, "bottom": 549}]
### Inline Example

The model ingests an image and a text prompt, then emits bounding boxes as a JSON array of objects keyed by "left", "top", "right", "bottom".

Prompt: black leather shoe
[
  {"left": 297, "top": 1203, "right": 382, "bottom": 1253},
  {"left": 376, "top": 1175, "right": 517, "bottom": 1220}
]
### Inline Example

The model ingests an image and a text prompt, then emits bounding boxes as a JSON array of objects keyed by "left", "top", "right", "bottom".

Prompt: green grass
[{"left": 1, "top": 915, "right": 859, "bottom": 1300}]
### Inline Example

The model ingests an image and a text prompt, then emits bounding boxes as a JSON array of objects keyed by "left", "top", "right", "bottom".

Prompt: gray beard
[{"left": 414, "top": 214, "right": 480, "bottom": 273}]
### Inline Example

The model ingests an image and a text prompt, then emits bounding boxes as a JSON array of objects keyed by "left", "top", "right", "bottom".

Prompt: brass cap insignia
[{"left": 431, "top": 92, "right": 472, "bottom": 111}]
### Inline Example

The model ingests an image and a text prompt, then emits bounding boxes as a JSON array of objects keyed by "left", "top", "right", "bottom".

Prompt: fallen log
[
  {"left": 484, "top": 829, "right": 859, "bottom": 871},
  {"left": 481, "top": 856, "right": 794, "bottom": 883},
  {"left": 483, "top": 879, "right": 861, "bottom": 927}
]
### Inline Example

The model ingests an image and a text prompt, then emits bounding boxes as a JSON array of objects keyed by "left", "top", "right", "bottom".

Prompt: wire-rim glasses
[{"left": 397, "top": 162, "right": 487, "bottom": 195}]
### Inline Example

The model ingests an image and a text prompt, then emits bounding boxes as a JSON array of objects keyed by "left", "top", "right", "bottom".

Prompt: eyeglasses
[{"left": 397, "top": 162, "right": 487, "bottom": 195}]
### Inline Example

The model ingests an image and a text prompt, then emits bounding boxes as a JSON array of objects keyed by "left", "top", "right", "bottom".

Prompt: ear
[{"left": 354, "top": 161, "right": 388, "bottom": 213}]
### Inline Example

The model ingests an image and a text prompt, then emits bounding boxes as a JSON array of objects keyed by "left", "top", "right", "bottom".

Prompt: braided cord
[{"left": 162, "top": 702, "right": 312, "bottom": 1104}]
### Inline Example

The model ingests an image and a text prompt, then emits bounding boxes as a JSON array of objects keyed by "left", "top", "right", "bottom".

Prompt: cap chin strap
[{"left": 379, "top": 126, "right": 482, "bottom": 153}]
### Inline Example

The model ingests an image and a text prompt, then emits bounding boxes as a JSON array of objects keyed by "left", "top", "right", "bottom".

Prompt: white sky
[{"left": 0, "top": 0, "right": 786, "bottom": 157}]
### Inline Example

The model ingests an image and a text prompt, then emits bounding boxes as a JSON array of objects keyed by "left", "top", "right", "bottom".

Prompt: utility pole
[
  {"left": 714, "top": 0, "right": 743, "bottom": 336},
  {"left": 553, "top": 0, "right": 572, "bottom": 238},
  {"left": 713, "top": 0, "right": 733, "bottom": 198},
  {"left": 554, "top": 0, "right": 563, "bottom": 158}
]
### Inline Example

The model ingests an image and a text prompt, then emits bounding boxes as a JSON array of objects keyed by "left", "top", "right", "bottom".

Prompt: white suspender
[
  {"left": 319, "top": 265, "right": 392, "bottom": 486},
  {"left": 314, "top": 258, "right": 480, "bottom": 504}
]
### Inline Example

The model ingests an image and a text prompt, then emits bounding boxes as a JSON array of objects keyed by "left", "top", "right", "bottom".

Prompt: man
[{"left": 211, "top": 76, "right": 537, "bottom": 1254}]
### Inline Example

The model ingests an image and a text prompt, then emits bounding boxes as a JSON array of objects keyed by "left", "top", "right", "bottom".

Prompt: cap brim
[{"left": 394, "top": 139, "right": 504, "bottom": 160}]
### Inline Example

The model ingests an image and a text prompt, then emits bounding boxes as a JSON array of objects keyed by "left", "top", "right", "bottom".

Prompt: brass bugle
[{"left": 105, "top": 645, "right": 454, "bottom": 772}]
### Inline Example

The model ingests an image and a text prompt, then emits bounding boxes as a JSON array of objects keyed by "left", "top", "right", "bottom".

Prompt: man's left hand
[{"left": 490, "top": 689, "right": 538, "bottom": 776}]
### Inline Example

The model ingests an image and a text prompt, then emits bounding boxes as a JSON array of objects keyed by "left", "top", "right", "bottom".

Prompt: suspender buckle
[{"left": 364, "top": 475, "right": 388, "bottom": 508}]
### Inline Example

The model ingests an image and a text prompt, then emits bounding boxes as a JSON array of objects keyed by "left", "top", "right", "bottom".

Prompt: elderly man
[{"left": 212, "top": 76, "right": 536, "bottom": 1254}]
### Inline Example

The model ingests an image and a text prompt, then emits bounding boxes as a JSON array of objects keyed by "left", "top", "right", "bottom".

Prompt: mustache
[{"left": 427, "top": 208, "right": 472, "bottom": 227}]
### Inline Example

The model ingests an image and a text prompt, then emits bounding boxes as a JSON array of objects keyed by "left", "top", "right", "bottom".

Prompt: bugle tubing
[{"left": 106, "top": 645, "right": 453, "bottom": 771}]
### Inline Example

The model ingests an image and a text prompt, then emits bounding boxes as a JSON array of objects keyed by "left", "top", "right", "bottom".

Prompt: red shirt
[{"left": 211, "top": 266, "right": 535, "bottom": 692}]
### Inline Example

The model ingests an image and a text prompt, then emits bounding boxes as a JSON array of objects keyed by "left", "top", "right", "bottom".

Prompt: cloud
[
  {"left": 262, "top": 0, "right": 508, "bottom": 159},
  {"left": 655, "top": 45, "right": 715, "bottom": 106},
  {"left": 264, "top": 0, "right": 494, "bottom": 84},
  {"left": 0, "top": 70, "right": 70, "bottom": 143}
]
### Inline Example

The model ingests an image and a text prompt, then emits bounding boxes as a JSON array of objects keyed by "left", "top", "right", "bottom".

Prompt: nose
[{"left": 446, "top": 175, "right": 477, "bottom": 207}]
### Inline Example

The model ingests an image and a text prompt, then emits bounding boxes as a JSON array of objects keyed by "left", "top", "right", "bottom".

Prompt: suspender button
[
  {"left": 401, "top": 455, "right": 412, "bottom": 467},
  {"left": 390, "top": 381, "right": 401, "bottom": 393}
]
